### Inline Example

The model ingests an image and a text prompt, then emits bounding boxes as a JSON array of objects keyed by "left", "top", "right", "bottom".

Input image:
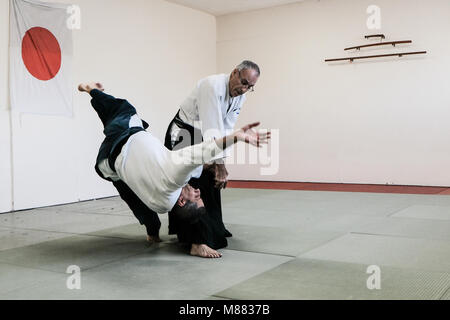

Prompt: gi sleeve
[{"left": 170, "top": 139, "right": 226, "bottom": 178}]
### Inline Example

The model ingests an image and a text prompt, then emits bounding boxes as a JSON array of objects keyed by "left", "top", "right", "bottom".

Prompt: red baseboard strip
[{"left": 227, "top": 181, "right": 450, "bottom": 195}]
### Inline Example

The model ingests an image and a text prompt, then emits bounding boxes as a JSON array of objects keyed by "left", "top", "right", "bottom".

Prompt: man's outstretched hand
[
  {"left": 211, "top": 122, "right": 271, "bottom": 189},
  {"left": 235, "top": 122, "right": 271, "bottom": 147}
]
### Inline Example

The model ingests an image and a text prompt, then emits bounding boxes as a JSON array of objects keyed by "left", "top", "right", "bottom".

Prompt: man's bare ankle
[{"left": 78, "top": 82, "right": 104, "bottom": 93}]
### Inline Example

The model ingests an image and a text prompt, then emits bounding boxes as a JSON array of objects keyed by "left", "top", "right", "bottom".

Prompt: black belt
[
  {"left": 171, "top": 111, "right": 203, "bottom": 148},
  {"left": 173, "top": 111, "right": 193, "bottom": 130}
]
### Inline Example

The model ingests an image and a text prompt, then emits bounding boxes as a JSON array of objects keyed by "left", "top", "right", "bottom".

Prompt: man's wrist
[{"left": 232, "top": 132, "right": 239, "bottom": 144}]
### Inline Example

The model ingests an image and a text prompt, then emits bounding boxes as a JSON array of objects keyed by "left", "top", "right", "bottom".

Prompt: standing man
[{"left": 164, "top": 60, "right": 261, "bottom": 251}]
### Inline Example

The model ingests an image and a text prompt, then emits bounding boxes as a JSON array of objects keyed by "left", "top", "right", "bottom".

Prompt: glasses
[{"left": 237, "top": 70, "right": 255, "bottom": 92}]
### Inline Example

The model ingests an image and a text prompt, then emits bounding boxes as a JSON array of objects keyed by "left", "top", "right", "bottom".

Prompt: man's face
[
  {"left": 179, "top": 184, "right": 204, "bottom": 208},
  {"left": 229, "top": 68, "right": 259, "bottom": 98}
]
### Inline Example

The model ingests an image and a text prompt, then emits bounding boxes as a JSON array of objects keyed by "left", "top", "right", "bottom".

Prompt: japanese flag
[{"left": 10, "top": 0, "right": 73, "bottom": 116}]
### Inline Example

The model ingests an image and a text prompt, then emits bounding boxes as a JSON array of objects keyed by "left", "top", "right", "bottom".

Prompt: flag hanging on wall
[{"left": 10, "top": 0, "right": 73, "bottom": 116}]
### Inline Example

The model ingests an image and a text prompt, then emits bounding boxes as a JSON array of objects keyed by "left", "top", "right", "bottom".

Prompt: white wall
[
  {"left": 3, "top": 0, "right": 450, "bottom": 213},
  {"left": 218, "top": 0, "right": 450, "bottom": 186},
  {"left": 0, "top": 0, "right": 13, "bottom": 213},
  {"left": 1, "top": 0, "right": 216, "bottom": 212}
]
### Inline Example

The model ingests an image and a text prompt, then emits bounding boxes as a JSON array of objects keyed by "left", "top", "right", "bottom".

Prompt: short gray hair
[{"left": 236, "top": 60, "right": 260, "bottom": 76}]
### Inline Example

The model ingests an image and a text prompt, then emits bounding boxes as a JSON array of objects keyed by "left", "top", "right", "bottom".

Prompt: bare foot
[
  {"left": 78, "top": 82, "right": 104, "bottom": 93},
  {"left": 147, "top": 235, "right": 162, "bottom": 243},
  {"left": 190, "top": 244, "right": 222, "bottom": 259}
]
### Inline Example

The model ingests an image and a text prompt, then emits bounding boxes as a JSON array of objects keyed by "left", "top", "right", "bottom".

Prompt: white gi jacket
[
  {"left": 170, "top": 74, "right": 246, "bottom": 145},
  {"left": 99, "top": 131, "right": 224, "bottom": 214}
]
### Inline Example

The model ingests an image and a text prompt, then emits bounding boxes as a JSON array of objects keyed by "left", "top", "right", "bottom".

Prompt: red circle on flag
[{"left": 22, "top": 27, "right": 62, "bottom": 81}]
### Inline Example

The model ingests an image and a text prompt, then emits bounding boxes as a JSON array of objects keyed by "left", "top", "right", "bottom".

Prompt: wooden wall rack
[
  {"left": 365, "top": 34, "right": 385, "bottom": 40},
  {"left": 325, "top": 51, "right": 427, "bottom": 62},
  {"left": 345, "top": 40, "right": 412, "bottom": 51},
  {"left": 325, "top": 34, "right": 427, "bottom": 63}
]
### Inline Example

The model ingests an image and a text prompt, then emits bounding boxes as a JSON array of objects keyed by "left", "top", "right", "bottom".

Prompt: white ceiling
[{"left": 166, "top": 0, "right": 305, "bottom": 16}]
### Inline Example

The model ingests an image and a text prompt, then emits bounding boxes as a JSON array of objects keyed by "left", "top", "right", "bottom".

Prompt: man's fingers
[
  {"left": 215, "top": 179, "right": 227, "bottom": 189},
  {"left": 257, "top": 130, "right": 271, "bottom": 138},
  {"left": 256, "top": 131, "right": 271, "bottom": 145},
  {"left": 215, "top": 182, "right": 225, "bottom": 189},
  {"left": 239, "top": 126, "right": 272, "bottom": 147},
  {"left": 242, "top": 122, "right": 260, "bottom": 131},
  {"left": 248, "top": 122, "right": 260, "bottom": 129}
]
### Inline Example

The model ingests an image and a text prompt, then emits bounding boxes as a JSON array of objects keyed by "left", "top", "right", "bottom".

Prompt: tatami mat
[
  {"left": 391, "top": 205, "right": 450, "bottom": 220},
  {"left": 300, "top": 233, "right": 450, "bottom": 273},
  {"left": 351, "top": 217, "right": 450, "bottom": 241},
  {"left": 215, "top": 258, "right": 450, "bottom": 300},
  {"left": 1, "top": 245, "right": 291, "bottom": 300},
  {"left": 0, "top": 234, "right": 157, "bottom": 273},
  {"left": 1, "top": 188, "right": 450, "bottom": 300}
]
